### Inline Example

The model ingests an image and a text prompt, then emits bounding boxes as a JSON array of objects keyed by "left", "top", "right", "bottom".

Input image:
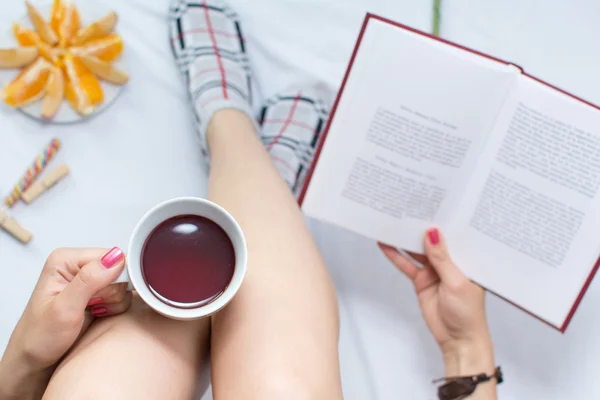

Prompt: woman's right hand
[
  {"left": 379, "top": 228, "right": 497, "bottom": 399},
  {"left": 0, "top": 247, "right": 131, "bottom": 399}
]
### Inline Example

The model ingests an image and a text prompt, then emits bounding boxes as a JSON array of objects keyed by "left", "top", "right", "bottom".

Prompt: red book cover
[{"left": 299, "top": 13, "right": 600, "bottom": 333}]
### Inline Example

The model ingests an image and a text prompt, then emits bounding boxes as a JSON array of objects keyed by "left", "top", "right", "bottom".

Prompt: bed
[{"left": 1, "top": 0, "right": 600, "bottom": 398}]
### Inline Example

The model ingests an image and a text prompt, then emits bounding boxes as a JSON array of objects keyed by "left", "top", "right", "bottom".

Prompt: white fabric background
[{"left": 1, "top": 0, "right": 600, "bottom": 398}]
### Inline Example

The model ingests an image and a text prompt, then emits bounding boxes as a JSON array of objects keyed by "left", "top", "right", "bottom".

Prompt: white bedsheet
[{"left": 2, "top": 0, "right": 600, "bottom": 399}]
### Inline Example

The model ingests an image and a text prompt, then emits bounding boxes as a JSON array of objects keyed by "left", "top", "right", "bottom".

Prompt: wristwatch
[{"left": 434, "top": 366, "right": 503, "bottom": 400}]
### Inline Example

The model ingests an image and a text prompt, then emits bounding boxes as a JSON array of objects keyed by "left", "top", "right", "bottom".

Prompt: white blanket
[{"left": 1, "top": 0, "right": 600, "bottom": 398}]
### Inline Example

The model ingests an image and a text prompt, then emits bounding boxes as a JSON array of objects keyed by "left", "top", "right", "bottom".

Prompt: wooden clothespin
[
  {"left": 22, "top": 163, "right": 70, "bottom": 204},
  {"left": 0, "top": 209, "right": 33, "bottom": 244}
]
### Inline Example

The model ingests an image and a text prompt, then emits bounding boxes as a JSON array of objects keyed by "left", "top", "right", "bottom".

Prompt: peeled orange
[
  {"left": 1, "top": 57, "right": 52, "bottom": 107},
  {"left": 41, "top": 66, "right": 64, "bottom": 119},
  {"left": 79, "top": 54, "right": 128, "bottom": 85},
  {"left": 71, "top": 11, "right": 118, "bottom": 46},
  {"left": 13, "top": 23, "right": 57, "bottom": 62},
  {"left": 0, "top": 47, "right": 38, "bottom": 69},
  {"left": 50, "top": 0, "right": 64, "bottom": 37},
  {"left": 63, "top": 54, "right": 103, "bottom": 115},
  {"left": 25, "top": 1, "right": 59, "bottom": 46},
  {"left": 3, "top": 1, "right": 128, "bottom": 120},
  {"left": 57, "top": 0, "right": 80, "bottom": 48},
  {"left": 70, "top": 33, "right": 123, "bottom": 62}
]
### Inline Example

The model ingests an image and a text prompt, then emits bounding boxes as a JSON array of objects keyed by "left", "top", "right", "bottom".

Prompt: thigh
[
  {"left": 207, "top": 112, "right": 343, "bottom": 399},
  {"left": 43, "top": 294, "right": 211, "bottom": 400}
]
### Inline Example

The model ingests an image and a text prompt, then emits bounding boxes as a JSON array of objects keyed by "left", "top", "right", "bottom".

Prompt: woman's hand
[
  {"left": 379, "top": 228, "right": 496, "bottom": 399},
  {"left": 0, "top": 247, "right": 131, "bottom": 399}
]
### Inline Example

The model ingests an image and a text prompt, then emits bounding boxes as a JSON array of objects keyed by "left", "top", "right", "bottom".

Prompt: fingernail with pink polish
[
  {"left": 91, "top": 306, "right": 108, "bottom": 317},
  {"left": 428, "top": 229, "right": 440, "bottom": 245},
  {"left": 87, "top": 298, "right": 104, "bottom": 307},
  {"left": 101, "top": 247, "right": 124, "bottom": 269}
]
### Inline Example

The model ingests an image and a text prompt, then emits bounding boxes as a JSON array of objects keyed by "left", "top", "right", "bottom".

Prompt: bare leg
[
  {"left": 43, "top": 294, "right": 210, "bottom": 399},
  {"left": 208, "top": 110, "right": 343, "bottom": 399},
  {"left": 43, "top": 108, "right": 342, "bottom": 399}
]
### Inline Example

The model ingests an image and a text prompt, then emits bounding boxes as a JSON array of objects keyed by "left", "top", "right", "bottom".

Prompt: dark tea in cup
[{"left": 141, "top": 214, "right": 236, "bottom": 308}]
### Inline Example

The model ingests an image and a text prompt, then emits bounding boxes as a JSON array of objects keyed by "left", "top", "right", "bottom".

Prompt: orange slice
[
  {"left": 70, "top": 33, "right": 123, "bottom": 62},
  {"left": 71, "top": 11, "right": 118, "bottom": 46},
  {"left": 25, "top": 1, "right": 59, "bottom": 46},
  {"left": 41, "top": 66, "right": 65, "bottom": 119},
  {"left": 50, "top": 0, "right": 64, "bottom": 37},
  {"left": 63, "top": 54, "right": 103, "bottom": 115},
  {"left": 1, "top": 58, "right": 52, "bottom": 107},
  {"left": 13, "top": 23, "right": 56, "bottom": 62},
  {"left": 57, "top": 0, "right": 80, "bottom": 48},
  {"left": 0, "top": 47, "right": 38, "bottom": 69},
  {"left": 79, "top": 54, "right": 129, "bottom": 85}
]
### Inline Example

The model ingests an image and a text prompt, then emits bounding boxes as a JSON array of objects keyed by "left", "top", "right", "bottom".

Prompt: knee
[{"left": 233, "top": 374, "right": 341, "bottom": 400}]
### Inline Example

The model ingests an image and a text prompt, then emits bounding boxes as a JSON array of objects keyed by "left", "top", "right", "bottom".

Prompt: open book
[{"left": 300, "top": 14, "right": 600, "bottom": 332}]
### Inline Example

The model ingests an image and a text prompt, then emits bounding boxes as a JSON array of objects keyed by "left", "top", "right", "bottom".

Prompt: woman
[{"left": 0, "top": 1, "right": 497, "bottom": 399}]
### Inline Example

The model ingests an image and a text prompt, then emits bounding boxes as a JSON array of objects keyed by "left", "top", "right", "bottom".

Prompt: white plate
[{"left": 0, "top": 2, "right": 128, "bottom": 124}]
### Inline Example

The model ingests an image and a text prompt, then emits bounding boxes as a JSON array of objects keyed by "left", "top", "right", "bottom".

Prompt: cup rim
[{"left": 127, "top": 197, "right": 247, "bottom": 320}]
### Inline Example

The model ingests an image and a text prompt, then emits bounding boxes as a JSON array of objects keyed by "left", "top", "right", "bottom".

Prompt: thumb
[
  {"left": 56, "top": 247, "right": 126, "bottom": 314},
  {"left": 423, "top": 228, "right": 465, "bottom": 287}
]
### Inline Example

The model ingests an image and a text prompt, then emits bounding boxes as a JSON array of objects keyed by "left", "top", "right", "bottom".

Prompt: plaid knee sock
[
  {"left": 259, "top": 85, "right": 331, "bottom": 199},
  {"left": 169, "top": 0, "right": 255, "bottom": 158}
]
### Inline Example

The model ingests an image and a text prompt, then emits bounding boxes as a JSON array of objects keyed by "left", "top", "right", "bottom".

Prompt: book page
[
  {"left": 302, "top": 17, "right": 518, "bottom": 252},
  {"left": 452, "top": 76, "right": 600, "bottom": 328}
]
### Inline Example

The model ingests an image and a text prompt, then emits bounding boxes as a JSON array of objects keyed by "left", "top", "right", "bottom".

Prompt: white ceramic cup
[{"left": 113, "top": 197, "right": 247, "bottom": 320}]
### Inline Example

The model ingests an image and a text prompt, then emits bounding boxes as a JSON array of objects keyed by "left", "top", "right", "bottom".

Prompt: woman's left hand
[
  {"left": 0, "top": 247, "right": 131, "bottom": 398},
  {"left": 379, "top": 229, "right": 496, "bottom": 400}
]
